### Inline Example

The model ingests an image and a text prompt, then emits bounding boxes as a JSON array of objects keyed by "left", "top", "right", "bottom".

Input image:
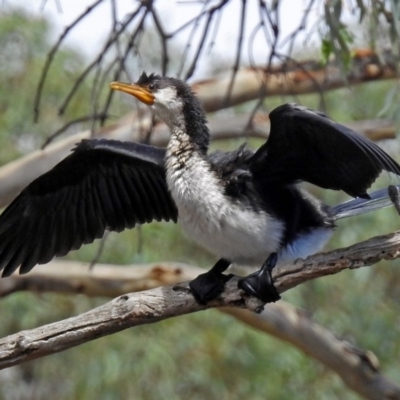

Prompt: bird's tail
[{"left": 332, "top": 185, "right": 400, "bottom": 220}]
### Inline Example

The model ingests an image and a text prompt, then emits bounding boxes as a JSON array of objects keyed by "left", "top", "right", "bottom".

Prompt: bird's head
[
  {"left": 110, "top": 72, "right": 196, "bottom": 128},
  {"left": 110, "top": 72, "right": 209, "bottom": 151}
]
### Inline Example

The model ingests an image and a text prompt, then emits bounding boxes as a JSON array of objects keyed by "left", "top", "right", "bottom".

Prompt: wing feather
[
  {"left": 250, "top": 104, "right": 400, "bottom": 197},
  {"left": 0, "top": 138, "right": 177, "bottom": 277}
]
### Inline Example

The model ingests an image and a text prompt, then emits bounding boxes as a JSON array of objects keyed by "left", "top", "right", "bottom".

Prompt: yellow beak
[{"left": 109, "top": 82, "right": 155, "bottom": 105}]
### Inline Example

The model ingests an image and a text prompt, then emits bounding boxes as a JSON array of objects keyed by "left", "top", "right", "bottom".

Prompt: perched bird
[{"left": 0, "top": 72, "right": 399, "bottom": 305}]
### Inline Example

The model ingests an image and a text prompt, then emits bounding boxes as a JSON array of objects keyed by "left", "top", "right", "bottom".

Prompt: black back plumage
[
  {"left": 208, "top": 144, "right": 334, "bottom": 246},
  {"left": 0, "top": 139, "right": 177, "bottom": 277},
  {"left": 208, "top": 145, "right": 263, "bottom": 212}
]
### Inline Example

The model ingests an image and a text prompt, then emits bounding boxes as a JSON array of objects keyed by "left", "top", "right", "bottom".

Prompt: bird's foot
[
  {"left": 189, "top": 270, "right": 233, "bottom": 304},
  {"left": 238, "top": 253, "right": 280, "bottom": 303}
]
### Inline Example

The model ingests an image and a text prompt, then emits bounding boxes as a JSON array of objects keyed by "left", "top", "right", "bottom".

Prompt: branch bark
[
  {"left": 223, "top": 306, "right": 398, "bottom": 400},
  {"left": 0, "top": 261, "right": 202, "bottom": 298},
  {"left": 1, "top": 230, "right": 400, "bottom": 399},
  {"left": 193, "top": 48, "right": 398, "bottom": 112}
]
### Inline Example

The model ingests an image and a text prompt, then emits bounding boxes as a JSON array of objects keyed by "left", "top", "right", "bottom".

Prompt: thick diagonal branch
[{"left": 0, "top": 231, "right": 400, "bottom": 400}]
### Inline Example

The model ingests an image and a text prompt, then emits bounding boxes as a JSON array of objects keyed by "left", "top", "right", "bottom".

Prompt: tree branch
[
  {"left": 273, "top": 231, "right": 400, "bottom": 293},
  {"left": 1, "top": 257, "right": 400, "bottom": 399},
  {"left": 1, "top": 230, "right": 400, "bottom": 400},
  {"left": 193, "top": 49, "right": 398, "bottom": 112},
  {"left": 0, "top": 275, "right": 263, "bottom": 369},
  {"left": 223, "top": 306, "right": 400, "bottom": 400},
  {"left": 0, "top": 261, "right": 202, "bottom": 298}
]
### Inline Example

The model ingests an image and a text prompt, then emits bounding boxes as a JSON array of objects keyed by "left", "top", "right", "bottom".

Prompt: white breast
[{"left": 166, "top": 150, "right": 285, "bottom": 265}]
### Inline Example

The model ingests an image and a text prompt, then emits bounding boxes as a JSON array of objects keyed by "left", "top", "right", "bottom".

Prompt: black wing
[
  {"left": 0, "top": 139, "right": 177, "bottom": 277},
  {"left": 250, "top": 103, "right": 400, "bottom": 198}
]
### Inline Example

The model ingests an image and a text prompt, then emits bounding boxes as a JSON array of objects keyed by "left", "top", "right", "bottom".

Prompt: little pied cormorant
[{"left": 0, "top": 72, "right": 399, "bottom": 305}]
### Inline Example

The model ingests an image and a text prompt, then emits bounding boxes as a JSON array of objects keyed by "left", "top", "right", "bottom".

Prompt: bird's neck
[
  {"left": 165, "top": 98, "right": 215, "bottom": 201},
  {"left": 164, "top": 93, "right": 214, "bottom": 208},
  {"left": 165, "top": 123, "right": 209, "bottom": 179},
  {"left": 164, "top": 94, "right": 210, "bottom": 158}
]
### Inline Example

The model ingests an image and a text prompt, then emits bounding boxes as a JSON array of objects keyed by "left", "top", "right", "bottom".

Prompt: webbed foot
[
  {"left": 238, "top": 253, "right": 280, "bottom": 303},
  {"left": 189, "top": 259, "right": 232, "bottom": 304}
]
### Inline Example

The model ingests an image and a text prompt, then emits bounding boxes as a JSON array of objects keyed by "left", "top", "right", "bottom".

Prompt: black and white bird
[{"left": 0, "top": 72, "right": 399, "bottom": 304}]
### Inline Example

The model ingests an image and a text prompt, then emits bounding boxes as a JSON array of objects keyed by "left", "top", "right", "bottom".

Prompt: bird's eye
[{"left": 148, "top": 83, "right": 155, "bottom": 91}]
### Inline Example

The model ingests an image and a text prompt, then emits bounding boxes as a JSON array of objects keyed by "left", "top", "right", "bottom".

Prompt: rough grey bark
[{"left": 1, "top": 231, "right": 400, "bottom": 400}]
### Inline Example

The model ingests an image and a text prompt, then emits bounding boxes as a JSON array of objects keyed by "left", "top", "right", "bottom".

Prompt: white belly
[
  {"left": 179, "top": 202, "right": 284, "bottom": 264},
  {"left": 166, "top": 154, "right": 284, "bottom": 265}
]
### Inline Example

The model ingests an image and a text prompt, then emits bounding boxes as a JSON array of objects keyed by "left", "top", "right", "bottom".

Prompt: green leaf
[{"left": 321, "top": 39, "right": 333, "bottom": 64}]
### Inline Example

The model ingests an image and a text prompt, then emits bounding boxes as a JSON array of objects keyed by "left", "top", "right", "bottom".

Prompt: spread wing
[
  {"left": 0, "top": 139, "right": 177, "bottom": 277},
  {"left": 250, "top": 103, "right": 400, "bottom": 198}
]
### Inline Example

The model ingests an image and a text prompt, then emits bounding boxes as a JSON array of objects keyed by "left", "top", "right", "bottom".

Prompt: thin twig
[
  {"left": 34, "top": 0, "right": 105, "bottom": 122},
  {"left": 89, "top": 231, "right": 110, "bottom": 270},
  {"left": 185, "top": 0, "right": 230, "bottom": 80},
  {"left": 100, "top": 9, "right": 150, "bottom": 124},
  {"left": 41, "top": 113, "right": 108, "bottom": 149},
  {"left": 151, "top": 6, "right": 171, "bottom": 75},
  {"left": 57, "top": 6, "right": 144, "bottom": 117},
  {"left": 224, "top": 0, "right": 247, "bottom": 106},
  {"left": 177, "top": 2, "right": 208, "bottom": 77}
]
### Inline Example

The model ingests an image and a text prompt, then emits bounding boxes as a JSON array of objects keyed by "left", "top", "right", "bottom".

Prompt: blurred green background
[{"left": 0, "top": 8, "right": 399, "bottom": 400}]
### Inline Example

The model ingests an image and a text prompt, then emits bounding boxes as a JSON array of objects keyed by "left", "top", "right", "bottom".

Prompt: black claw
[
  {"left": 238, "top": 253, "right": 280, "bottom": 303},
  {"left": 189, "top": 271, "right": 233, "bottom": 304}
]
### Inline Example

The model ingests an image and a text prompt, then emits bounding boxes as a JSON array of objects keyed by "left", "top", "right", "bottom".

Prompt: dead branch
[
  {"left": 0, "top": 261, "right": 201, "bottom": 298},
  {"left": 193, "top": 49, "right": 398, "bottom": 112},
  {"left": 1, "top": 230, "right": 400, "bottom": 400},
  {"left": 273, "top": 231, "right": 400, "bottom": 293},
  {"left": 0, "top": 275, "right": 263, "bottom": 369},
  {"left": 224, "top": 304, "right": 400, "bottom": 400},
  {"left": 1, "top": 257, "right": 399, "bottom": 399}
]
